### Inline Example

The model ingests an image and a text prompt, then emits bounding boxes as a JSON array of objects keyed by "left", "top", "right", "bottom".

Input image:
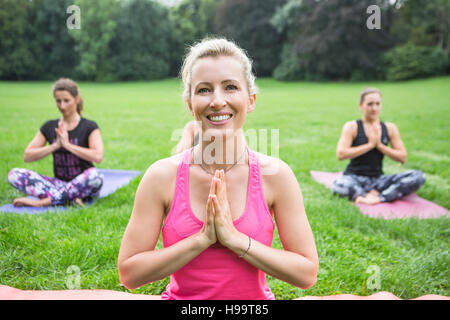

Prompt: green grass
[{"left": 0, "top": 77, "right": 449, "bottom": 299}]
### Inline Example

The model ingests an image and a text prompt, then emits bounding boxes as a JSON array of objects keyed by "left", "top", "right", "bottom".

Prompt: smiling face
[
  {"left": 187, "top": 55, "right": 256, "bottom": 137},
  {"left": 54, "top": 90, "right": 79, "bottom": 117},
  {"left": 360, "top": 92, "right": 382, "bottom": 121}
]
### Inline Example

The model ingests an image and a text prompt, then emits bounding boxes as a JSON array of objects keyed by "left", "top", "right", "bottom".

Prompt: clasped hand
[
  {"left": 366, "top": 122, "right": 382, "bottom": 148},
  {"left": 54, "top": 118, "right": 69, "bottom": 148},
  {"left": 200, "top": 169, "right": 240, "bottom": 248}
]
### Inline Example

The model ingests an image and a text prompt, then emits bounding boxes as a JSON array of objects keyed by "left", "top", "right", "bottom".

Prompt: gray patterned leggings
[{"left": 331, "top": 170, "right": 426, "bottom": 202}]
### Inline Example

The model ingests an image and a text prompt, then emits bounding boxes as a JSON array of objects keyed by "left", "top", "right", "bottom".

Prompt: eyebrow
[{"left": 194, "top": 79, "right": 239, "bottom": 89}]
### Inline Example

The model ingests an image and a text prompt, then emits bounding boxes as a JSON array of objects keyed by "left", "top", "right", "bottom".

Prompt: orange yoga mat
[{"left": 0, "top": 285, "right": 448, "bottom": 300}]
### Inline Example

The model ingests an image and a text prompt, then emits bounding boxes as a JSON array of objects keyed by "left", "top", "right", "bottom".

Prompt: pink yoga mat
[
  {"left": 0, "top": 285, "right": 447, "bottom": 300},
  {"left": 310, "top": 171, "right": 449, "bottom": 219}
]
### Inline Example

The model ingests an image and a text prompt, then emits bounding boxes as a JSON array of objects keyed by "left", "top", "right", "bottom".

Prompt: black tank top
[{"left": 344, "top": 119, "right": 389, "bottom": 177}]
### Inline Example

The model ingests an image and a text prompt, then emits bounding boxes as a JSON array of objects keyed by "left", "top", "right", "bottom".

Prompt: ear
[
  {"left": 359, "top": 102, "right": 364, "bottom": 111},
  {"left": 187, "top": 99, "right": 194, "bottom": 116},
  {"left": 247, "top": 94, "right": 256, "bottom": 113},
  {"left": 75, "top": 94, "right": 81, "bottom": 105}
]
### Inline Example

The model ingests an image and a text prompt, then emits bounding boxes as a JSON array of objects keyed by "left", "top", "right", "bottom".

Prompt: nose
[{"left": 210, "top": 89, "right": 226, "bottom": 108}]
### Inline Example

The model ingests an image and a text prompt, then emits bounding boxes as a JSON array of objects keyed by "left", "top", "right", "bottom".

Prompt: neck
[
  {"left": 63, "top": 112, "right": 80, "bottom": 126},
  {"left": 193, "top": 129, "right": 248, "bottom": 173},
  {"left": 362, "top": 115, "right": 378, "bottom": 124}
]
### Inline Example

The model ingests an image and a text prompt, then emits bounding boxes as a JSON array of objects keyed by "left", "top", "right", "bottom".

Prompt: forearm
[
  {"left": 337, "top": 143, "right": 374, "bottom": 160},
  {"left": 24, "top": 143, "right": 59, "bottom": 162},
  {"left": 119, "top": 232, "right": 211, "bottom": 290},
  {"left": 376, "top": 144, "right": 406, "bottom": 163},
  {"left": 228, "top": 232, "right": 318, "bottom": 289},
  {"left": 63, "top": 143, "right": 102, "bottom": 163}
]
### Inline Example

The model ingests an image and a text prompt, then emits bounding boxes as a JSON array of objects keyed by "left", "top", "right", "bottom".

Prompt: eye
[
  {"left": 197, "top": 87, "right": 210, "bottom": 93},
  {"left": 226, "top": 84, "right": 238, "bottom": 90}
]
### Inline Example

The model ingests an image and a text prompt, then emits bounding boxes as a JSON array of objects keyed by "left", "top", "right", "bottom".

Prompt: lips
[{"left": 206, "top": 112, "right": 233, "bottom": 125}]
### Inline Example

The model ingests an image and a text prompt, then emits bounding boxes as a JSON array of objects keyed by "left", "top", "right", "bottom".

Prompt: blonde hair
[
  {"left": 180, "top": 37, "right": 258, "bottom": 102},
  {"left": 52, "top": 78, "right": 84, "bottom": 115},
  {"left": 359, "top": 87, "right": 381, "bottom": 105}
]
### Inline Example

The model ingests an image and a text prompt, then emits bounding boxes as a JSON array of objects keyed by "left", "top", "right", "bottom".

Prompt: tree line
[{"left": 0, "top": 0, "right": 448, "bottom": 82}]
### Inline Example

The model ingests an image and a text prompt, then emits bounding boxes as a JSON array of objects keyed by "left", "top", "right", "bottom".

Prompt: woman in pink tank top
[{"left": 118, "top": 38, "right": 319, "bottom": 300}]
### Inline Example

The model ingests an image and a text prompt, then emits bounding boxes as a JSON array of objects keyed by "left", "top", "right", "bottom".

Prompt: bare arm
[
  {"left": 62, "top": 128, "right": 104, "bottom": 163},
  {"left": 376, "top": 123, "right": 407, "bottom": 164},
  {"left": 214, "top": 161, "right": 319, "bottom": 289},
  {"left": 24, "top": 130, "right": 60, "bottom": 162},
  {"left": 117, "top": 159, "right": 216, "bottom": 290},
  {"left": 336, "top": 121, "right": 376, "bottom": 160}
]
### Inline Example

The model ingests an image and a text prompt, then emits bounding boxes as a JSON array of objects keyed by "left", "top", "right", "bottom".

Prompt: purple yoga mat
[
  {"left": 310, "top": 171, "right": 449, "bottom": 219},
  {"left": 0, "top": 169, "right": 141, "bottom": 214}
]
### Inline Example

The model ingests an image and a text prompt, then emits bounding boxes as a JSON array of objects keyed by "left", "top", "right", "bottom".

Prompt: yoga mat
[
  {"left": 310, "top": 171, "right": 449, "bottom": 219},
  {"left": 0, "top": 169, "right": 141, "bottom": 214},
  {"left": 0, "top": 285, "right": 447, "bottom": 300}
]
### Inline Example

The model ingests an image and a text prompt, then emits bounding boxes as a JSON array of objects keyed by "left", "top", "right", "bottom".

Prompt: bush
[{"left": 383, "top": 43, "right": 449, "bottom": 81}]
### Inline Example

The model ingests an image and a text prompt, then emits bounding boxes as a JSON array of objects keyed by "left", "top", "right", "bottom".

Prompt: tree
[
  {"left": 106, "top": 0, "right": 172, "bottom": 80},
  {"left": 69, "top": 0, "right": 119, "bottom": 80},
  {"left": 214, "top": 0, "right": 287, "bottom": 77},
  {"left": 272, "top": 0, "right": 396, "bottom": 81},
  {"left": 28, "top": 0, "right": 80, "bottom": 80},
  {"left": 0, "top": 0, "right": 35, "bottom": 79},
  {"left": 391, "top": 0, "right": 450, "bottom": 55},
  {"left": 168, "top": 0, "right": 220, "bottom": 76}
]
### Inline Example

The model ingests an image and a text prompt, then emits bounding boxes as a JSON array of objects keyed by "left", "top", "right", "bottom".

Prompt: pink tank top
[{"left": 161, "top": 145, "right": 275, "bottom": 300}]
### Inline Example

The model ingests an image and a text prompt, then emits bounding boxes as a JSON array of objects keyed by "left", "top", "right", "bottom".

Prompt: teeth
[{"left": 209, "top": 114, "right": 231, "bottom": 122}]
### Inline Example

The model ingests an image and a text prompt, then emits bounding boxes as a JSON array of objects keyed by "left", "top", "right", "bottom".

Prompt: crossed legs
[{"left": 331, "top": 170, "right": 426, "bottom": 204}]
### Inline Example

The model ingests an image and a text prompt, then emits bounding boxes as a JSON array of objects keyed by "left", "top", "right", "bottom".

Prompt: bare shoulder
[
  {"left": 253, "top": 151, "right": 292, "bottom": 178},
  {"left": 384, "top": 121, "right": 399, "bottom": 131},
  {"left": 147, "top": 152, "right": 184, "bottom": 175},
  {"left": 343, "top": 120, "right": 357, "bottom": 133},
  {"left": 140, "top": 152, "right": 185, "bottom": 207},
  {"left": 253, "top": 151, "right": 297, "bottom": 205}
]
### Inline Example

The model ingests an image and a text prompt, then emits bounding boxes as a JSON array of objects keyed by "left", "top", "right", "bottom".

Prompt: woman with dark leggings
[{"left": 332, "top": 88, "right": 425, "bottom": 205}]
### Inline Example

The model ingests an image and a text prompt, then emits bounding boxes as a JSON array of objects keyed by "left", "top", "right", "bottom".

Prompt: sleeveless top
[
  {"left": 344, "top": 119, "right": 389, "bottom": 177},
  {"left": 161, "top": 145, "right": 275, "bottom": 300}
]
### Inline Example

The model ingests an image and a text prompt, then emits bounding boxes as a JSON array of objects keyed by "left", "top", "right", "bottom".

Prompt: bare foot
[
  {"left": 73, "top": 198, "right": 84, "bottom": 207},
  {"left": 13, "top": 197, "right": 41, "bottom": 207},
  {"left": 12, "top": 196, "right": 51, "bottom": 207},
  {"left": 367, "top": 189, "right": 380, "bottom": 197},
  {"left": 355, "top": 194, "right": 381, "bottom": 205}
]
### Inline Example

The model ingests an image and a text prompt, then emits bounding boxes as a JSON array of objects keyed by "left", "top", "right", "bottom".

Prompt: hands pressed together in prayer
[
  {"left": 199, "top": 169, "right": 242, "bottom": 249},
  {"left": 366, "top": 122, "right": 383, "bottom": 149},
  {"left": 54, "top": 118, "right": 70, "bottom": 149}
]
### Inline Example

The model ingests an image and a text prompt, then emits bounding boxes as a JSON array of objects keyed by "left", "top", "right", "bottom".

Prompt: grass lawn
[{"left": 0, "top": 77, "right": 449, "bottom": 299}]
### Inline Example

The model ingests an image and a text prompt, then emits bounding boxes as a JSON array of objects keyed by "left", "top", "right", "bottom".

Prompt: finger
[
  {"left": 216, "top": 170, "right": 226, "bottom": 200},
  {"left": 209, "top": 174, "right": 217, "bottom": 196},
  {"left": 211, "top": 194, "right": 219, "bottom": 215},
  {"left": 220, "top": 170, "right": 226, "bottom": 193},
  {"left": 206, "top": 195, "right": 214, "bottom": 219}
]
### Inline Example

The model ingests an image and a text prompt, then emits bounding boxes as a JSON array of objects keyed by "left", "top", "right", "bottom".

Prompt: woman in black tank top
[{"left": 332, "top": 88, "right": 425, "bottom": 205}]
